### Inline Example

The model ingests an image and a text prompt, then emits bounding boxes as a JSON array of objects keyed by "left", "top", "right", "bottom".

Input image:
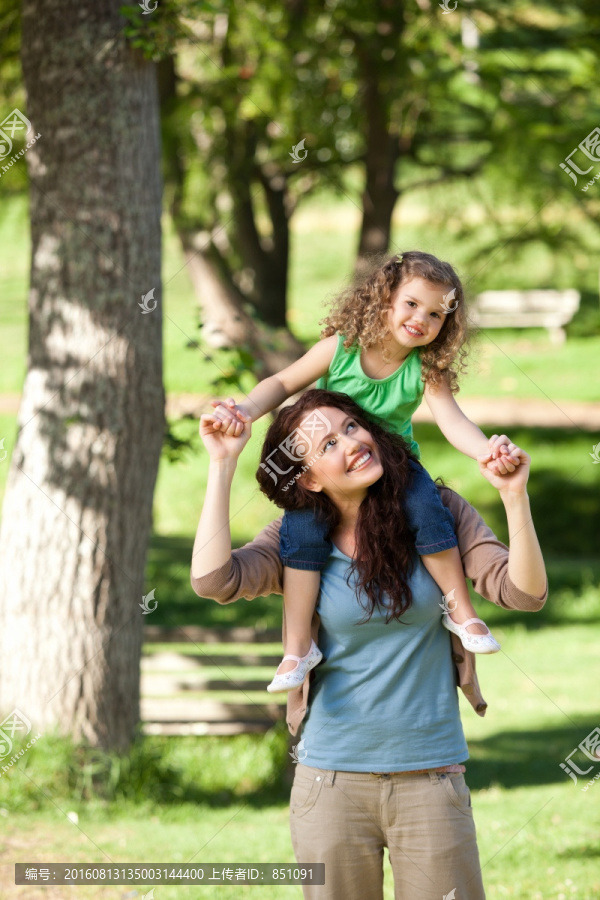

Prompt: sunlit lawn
[{"left": 2, "top": 607, "right": 599, "bottom": 899}]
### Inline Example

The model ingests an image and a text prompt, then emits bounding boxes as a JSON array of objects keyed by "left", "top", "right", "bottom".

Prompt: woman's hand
[
  {"left": 480, "top": 444, "right": 546, "bottom": 598},
  {"left": 209, "top": 397, "right": 251, "bottom": 437},
  {"left": 199, "top": 413, "right": 252, "bottom": 461},
  {"left": 477, "top": 445, "right": 530, "bottom": 494}
]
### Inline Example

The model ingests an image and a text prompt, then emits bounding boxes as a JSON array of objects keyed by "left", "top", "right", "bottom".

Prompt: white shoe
[
  {"left": 442, "top": 615, "right": 500, "bottom": 654},
  {"left": 266, "top": 640, "right": 323, "bottom": 693}
]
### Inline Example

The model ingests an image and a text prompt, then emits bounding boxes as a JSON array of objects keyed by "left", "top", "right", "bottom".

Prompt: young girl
[{"left": 208, "top": 251, "right": 520, "bottom": 692}]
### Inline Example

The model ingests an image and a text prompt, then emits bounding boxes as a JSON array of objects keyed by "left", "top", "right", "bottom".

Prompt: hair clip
[{"left": 397, "top": 254, "right": 403, "bottom": 265}]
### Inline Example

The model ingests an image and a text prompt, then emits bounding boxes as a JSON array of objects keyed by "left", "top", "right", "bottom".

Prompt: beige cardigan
[{"left": 190, "top": 487, "right": 547, "bottom": 736}]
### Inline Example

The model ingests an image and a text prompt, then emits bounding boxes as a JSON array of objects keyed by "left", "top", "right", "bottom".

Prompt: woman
[{"left": 191, "top": 390, "right": 547, "bottom": 900}]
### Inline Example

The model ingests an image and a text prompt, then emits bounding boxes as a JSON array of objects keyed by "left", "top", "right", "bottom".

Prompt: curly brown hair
[
  {"left": 320, "top": 251, "right": 470, "bottom": 393},
  {"left": 255, "top": 389, "right": 422, "bottom": 624}
]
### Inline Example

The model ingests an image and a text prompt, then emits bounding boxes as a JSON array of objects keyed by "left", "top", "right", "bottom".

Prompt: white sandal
[
  {"left": 266, "top": 640, "right": 323, "bottom": 693},
  {"left": 442, "top": 614, "right": 500, "bottom": 654}
]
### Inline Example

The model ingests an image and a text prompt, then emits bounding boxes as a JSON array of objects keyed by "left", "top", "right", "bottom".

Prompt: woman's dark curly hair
[{"left": 256, "top": 389, "right": 421, "bottom": 624}]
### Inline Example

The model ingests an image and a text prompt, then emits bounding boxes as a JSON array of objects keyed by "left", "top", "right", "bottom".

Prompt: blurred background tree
[{"left": 120, "top": 0, "right": 600, "bottom": 365}]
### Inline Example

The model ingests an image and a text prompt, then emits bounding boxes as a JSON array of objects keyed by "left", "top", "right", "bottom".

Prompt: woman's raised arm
[
  {"left": 477, "top": 444, "right": 547, "bottom": 599},
  {"left": 191, "top": 414, "right": 252, "bottom": 581}
]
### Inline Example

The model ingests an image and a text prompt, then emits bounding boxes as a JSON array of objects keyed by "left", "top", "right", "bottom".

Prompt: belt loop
[
  {"left": 324, "top": 769, "right": 336, "bottom": 787},
  {"left": 428, "top": 770, "right": 440, "bottom": 784}
]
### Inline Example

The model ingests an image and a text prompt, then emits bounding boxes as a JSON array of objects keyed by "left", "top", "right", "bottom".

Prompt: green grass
[
  {"left": 1, "top": 592, "right": 599, "bottom": 898},
  {"left": 458, "top": 329, "right": 600, "bottom": 403},
  {"left": 0, "top": 196, "right": 29, "bottom": 394}
]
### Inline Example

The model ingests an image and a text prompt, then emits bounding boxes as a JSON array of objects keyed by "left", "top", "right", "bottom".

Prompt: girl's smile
[
  {"left": 403, "top": 323, "right": 425, "bottom": 338},
  {"left": 387, "top": 276, "right": 448, "bottom": 350}
]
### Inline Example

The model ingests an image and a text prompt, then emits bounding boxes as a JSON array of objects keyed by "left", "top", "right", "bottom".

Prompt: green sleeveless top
[{"left": 316, "top": 333, "right": 424, "bottom": 457}]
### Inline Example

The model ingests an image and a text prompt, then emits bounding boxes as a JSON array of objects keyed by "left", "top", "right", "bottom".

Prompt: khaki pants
[{"left": 290, "top": 764, "right": 486, "bottom": 900}]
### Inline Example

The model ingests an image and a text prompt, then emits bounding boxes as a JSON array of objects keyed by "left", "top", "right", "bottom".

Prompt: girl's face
[
  {"left": 386, "top": 275, "right": 449, "bottom": 350},
  {"left": 299, "top": 406, "right": 384, "bottom": 502}
]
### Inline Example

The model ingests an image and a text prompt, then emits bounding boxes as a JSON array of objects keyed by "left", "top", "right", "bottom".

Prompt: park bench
[
  {"left": 469, "top": 289, "right": 580, "bottom": 344},
  {"left": 141, "top": 625, "right": 285, "bottom": 736}
]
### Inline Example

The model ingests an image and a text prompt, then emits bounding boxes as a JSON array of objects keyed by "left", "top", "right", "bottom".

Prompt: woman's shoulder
[
  {"left": 438, "top": 485, "right": 479, "bottom": 524},
  {"left": 438, "top": 486, "right": 497, "bottom": 544}
]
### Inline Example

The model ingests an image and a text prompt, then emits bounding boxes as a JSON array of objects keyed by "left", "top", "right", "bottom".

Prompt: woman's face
[{"left": 299, "top": 406, "right": 384, "bottom": 502}]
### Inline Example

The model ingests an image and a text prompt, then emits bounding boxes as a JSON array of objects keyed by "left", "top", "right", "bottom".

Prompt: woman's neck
[
  {"left": 333, "top": 497, "right": 361, "bottom": 533},
  {"left": 329, "top": 492, "right": 366, "bottom": 561}
]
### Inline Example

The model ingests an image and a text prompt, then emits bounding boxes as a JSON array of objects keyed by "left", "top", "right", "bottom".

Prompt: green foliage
[
  {"left": 567, "top": 290, "right": 600, "bottom": 337},
  {"left": 162, "top": 416, "right": 199, "bottom": 464},
  {"left": 0, "top": 723, "right": 290, "bottom": 812},
  {"left": 120, "top": 1, "right": 217, "bottom": 61},
  {"left": 128, "top": 0, "right": 600, "bottom": 346},
  {"left": 207, "top": 344, "right": 258, "bottom": 394},
  {"left": 0, "top": 0, "right": 32, "bottom": 195}
]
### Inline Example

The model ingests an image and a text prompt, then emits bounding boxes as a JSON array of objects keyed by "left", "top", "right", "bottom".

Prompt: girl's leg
[
  {"left": 422, "top": 548, "right": 486, "bottom": 633},
  {"left": 267, "top": 509, "right": 331, "bottom": 691},
  {"left": 403, "top": 461, "right": 499, "bottom": 653},
  {"left": 277, "top": 567, "right": 320, "bottom": 674},
  {"left": 423, "top": 549, "right": 499, "bottom": 651},
  {"left": 268, "top": 568, "right": 323, "bottom": 690}
]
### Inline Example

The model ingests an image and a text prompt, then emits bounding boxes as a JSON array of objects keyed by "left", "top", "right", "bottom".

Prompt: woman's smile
[{"left": 347, "top": 449, "right": 373, "bottom": 473}]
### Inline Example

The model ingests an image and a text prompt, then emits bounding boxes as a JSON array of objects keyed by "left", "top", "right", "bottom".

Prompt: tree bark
[
  {"left": 356, "top": 61, "right": 400, "bottom": 268},
  {"left": 177, "top": 230, "right": 304, "bottom": 375},
  {"left": 0, "top": 0, "right": 164, "bottom": 751},
  {"left": 225, "top": 123, "right": 290, "bottom": 329}
]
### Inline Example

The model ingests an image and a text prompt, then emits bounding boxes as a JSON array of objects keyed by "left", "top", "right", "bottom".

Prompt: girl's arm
[
  {"left": 424, "top": 378, "right": 489, "bottom": 458},
  {"left": 210, "top": 334, "right": 338, "bottom": 430},
  {"left": 424, "top": 378, "right": 517, "bottom": 469}
]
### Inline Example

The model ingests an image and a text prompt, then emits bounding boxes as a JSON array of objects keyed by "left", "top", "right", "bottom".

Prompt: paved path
[
  {"left": 1, "top": 392, "right": 598, "bottom": 431},
  {"left": 414, "top": 397, "right": 600, "bottom": 432},
  {"left": 169, "top": 394, "right": 600, "bottom": 431}
]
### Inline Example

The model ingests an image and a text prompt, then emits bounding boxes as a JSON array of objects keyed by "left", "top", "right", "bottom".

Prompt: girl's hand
[
  {"left": 479, "top": 442, "right": 519, "bottom": 474},
  {"left": 199, "top": 413, "right": 252, "bottom": 461},
  {"left": 480, "top": 433, "right": 521, "bottom": 475},
  {"left": 210, "top": 398, "right": 251, "bottom": 437},
  {"left": 477, "top": 445, "right": 530, "bottom": 493},
  {"left": 487, "top": 433, "right": 519, "bottom": 463},
  {"left": 488, "top": 434, "right": 515, "bottom": 459}
]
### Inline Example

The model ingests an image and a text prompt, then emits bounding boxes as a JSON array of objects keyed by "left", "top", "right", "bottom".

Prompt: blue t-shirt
[{"left": 300, "top": 543, "right": 469, "bottom": 771}]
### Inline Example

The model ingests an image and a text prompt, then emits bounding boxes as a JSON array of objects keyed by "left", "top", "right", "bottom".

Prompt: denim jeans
[{"left": 280, "top": 460, "right": 457, "bottom": 570}]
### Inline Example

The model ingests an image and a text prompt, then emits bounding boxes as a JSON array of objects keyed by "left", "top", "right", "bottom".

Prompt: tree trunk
[
  {"left": 356, "top": 71, "right": 400, "bottom": 268},
  {"left": 178, "top": 230, "right": 304, "bottom": 375},
  {"left": 158, "top": 55, "right": 297, "bottom": 359},
  {"left": 0, "top": 0, "right": 164, "bottom": 751},
  {"left": 226, "top": 126, "right": 290, "bottom": 329}
]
